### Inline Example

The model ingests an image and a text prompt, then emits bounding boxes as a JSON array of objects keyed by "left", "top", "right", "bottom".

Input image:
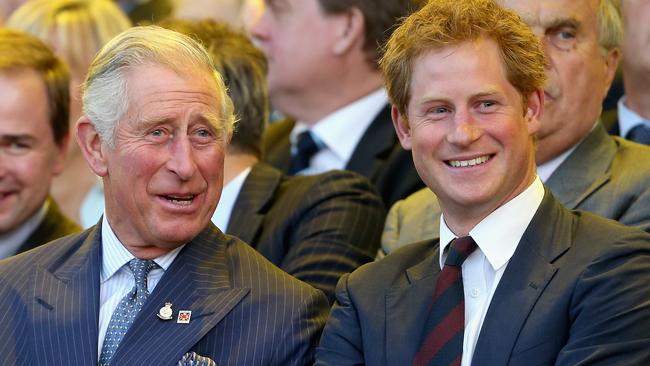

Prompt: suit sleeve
[
  {"left": 273, "top": 287, "right": 330, "bottom": 366},
  {"left": 280, "top": 171, "right": 386, "bottom": 303},
  {"left": 315, "top": 274, "right": 365, "bottom": 366},
  {"left": 555, "top": 234, "right": 650, "bottom": 365},
  {"left": 617, "top": 186, "right": 650, "bottom": 233}
]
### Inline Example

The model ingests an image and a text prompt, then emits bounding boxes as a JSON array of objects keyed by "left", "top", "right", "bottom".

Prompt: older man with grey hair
[{"left": 0, "top": 25, "right": 328, "bottom": 366}]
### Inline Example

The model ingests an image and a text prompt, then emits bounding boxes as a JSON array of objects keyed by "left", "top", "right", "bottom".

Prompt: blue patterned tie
[{"left": 99, "top": 259, "right": 157, "bottom": 365}]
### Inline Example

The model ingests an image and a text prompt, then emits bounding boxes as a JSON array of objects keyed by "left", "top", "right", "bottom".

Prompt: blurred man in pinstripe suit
[
  {"left": 0, "top": 25, "right": 328, "bottom": 366},
  {"left": 160, "top": 19, "right": 386, "bottom": 303}
]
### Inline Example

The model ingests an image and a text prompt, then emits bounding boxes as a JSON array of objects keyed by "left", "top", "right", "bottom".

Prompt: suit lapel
[
  {"left": 385, "top": 242, "right": 441, "bottom": 364},
  {"left": 346, "top": 105, "right": 397, "bottom": 180},
  {"left": 472, "top": 191, "right": 574, "bottom": 365},
  {"left": 32, "top": 226, "right": 102, "bottom": 364},
  {"left": 112, "top": 226, "right": 249, "bottom": 365},
  {"left": 546, "top": 124, "right": 615, "bottom": 209},
  {"left": 226, "top": 163, "right": 283, "bottom": 246}
]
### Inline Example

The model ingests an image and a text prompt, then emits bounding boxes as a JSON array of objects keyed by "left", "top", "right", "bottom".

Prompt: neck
[
  {"left": 224, "top": 150, "right": 258, "bottom": 184},
  {"left": 274, "top": 66, "right": 384, "bottom": 124},
  {"left": 623, "top": 70, "right": 650, "bottom": 121}
]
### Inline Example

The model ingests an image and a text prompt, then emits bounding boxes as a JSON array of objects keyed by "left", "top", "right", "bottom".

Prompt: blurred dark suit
[
  {"left": 14, "top": 197, "right": 81, "bottom": 255},
  {"left": 227, "top": 162, "right": 385, "bottom": 302},
  {"left": 263, "top": 106, "right": 425, "bottom": 208}
]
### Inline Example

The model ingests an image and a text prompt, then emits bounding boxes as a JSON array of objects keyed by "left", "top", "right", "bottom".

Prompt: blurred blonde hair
[{"left": 7, "top": 0, "right": 131, "bottom": 75}]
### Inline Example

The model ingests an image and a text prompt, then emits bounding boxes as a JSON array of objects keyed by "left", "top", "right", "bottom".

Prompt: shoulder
[{"left": 263, "top": 118, "right": 295, "bottom": 147}]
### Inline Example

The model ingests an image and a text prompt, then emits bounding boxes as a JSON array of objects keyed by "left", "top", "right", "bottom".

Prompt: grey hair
[
  {"left": 82, "top": 25, "right": 236, "bottom": 147},
  {"left": 598, "top": 0, "right": 623, "bottom": 52}
]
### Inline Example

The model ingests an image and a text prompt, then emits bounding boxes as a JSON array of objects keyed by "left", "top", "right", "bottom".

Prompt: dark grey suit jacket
[
  {"left": 15, "top": 197, "right": 81, "bottom": 255},
  {"left": 0, "top": 222, "right": 329, "bottom": 365},
  {"left": 383, "top": 123, "right": 650, "bottom": 252},
  {"left": 227, "top": 163, "right": 386, "bottom": 302},
  {"left": 262, "top": 105, "right": 425, "bottom": 208},
  {"left": 317, "top": 190, "right": 650, "bottom": 365}
]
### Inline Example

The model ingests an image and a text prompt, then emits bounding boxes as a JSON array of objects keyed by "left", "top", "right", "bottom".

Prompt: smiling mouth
[
  {"left": 162, "top": 194, "right": 196, "bottom": 206},
  {"left": 446, "top": 155, "right": 492, "bottom": 168}
]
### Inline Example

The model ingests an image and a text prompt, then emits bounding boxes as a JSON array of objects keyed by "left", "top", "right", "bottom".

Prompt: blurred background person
[
  {"left": 605, "top": 0, "right": 650, "bottom": 144},
  {"left": 158, "top": 18, "right": 386, "bottom": 301},
  {"left": 172, "top": 0, "right": 263, "bottom": 30},
  {"left": 0, "top": 29, "right": 80, "bottom": 259},
  {"left": 251, "top": 0, "right": 426, "bottom": 208},
  {"left": 7, "top": 0, "right": 132, "bottom": 226}
]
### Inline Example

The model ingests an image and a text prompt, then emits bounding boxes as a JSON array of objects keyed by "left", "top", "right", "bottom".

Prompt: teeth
[
  {"left": 449, "top": 155, "right": 490, "bottom": 168},
  {"left": 166, "top": 195, "right": 194, "bottom": 205}
]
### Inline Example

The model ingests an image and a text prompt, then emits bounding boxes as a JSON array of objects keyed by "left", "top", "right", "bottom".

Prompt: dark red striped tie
[{"left": 413, "top": 236, "right": 478, "bottom": 366}]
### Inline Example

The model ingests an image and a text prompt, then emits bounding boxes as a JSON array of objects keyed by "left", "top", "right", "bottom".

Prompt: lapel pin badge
[
  {"left": 177, "top": 310, "right": 192, "bottom": 324},
  {"left": 157, "top": 302, "right": 173, "bottom": 320}
]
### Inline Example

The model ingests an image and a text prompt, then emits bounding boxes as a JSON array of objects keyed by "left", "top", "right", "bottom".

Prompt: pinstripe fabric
[
  {"left": 227, "top": 163, "right": 386, "bottom": 302},
  {"left": 383, "top": 123, "right": 650, "bottom": 253},
  {"left": 262, "top": 105, "right": 426, "bottom": 208},
  {"left": 0, "top": 222, "right": 329, "bottom": 366}
]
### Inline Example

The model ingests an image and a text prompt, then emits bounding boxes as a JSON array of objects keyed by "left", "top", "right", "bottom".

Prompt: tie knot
[
  {"left": 128, "top": 258, "right": 156, "bottom": 290},
  {"left": 295, "top": 130, "right": 320, "bottom": 157},
  {"left": 444, "top": 236, "right": 478, "bottom": 267},
  {"left": 626, "top": 123, "right": 650, "bottom": 145},
  {"left": 288, "top": 130, "right": 322, "bottom": 174}
]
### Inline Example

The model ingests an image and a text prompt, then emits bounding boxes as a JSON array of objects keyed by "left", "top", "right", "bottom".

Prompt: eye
[
  {"left": 547, "top": 25, "right": 578, "bottom": 51},
  {"left": 477, "top": 100, "right": 497, "bottom": 110},
  {"left": 1, "top": 141, "right": 32, "bottom": 155},
  {"left": 150, "top": 128, "right": 165, "bottom": 137}
]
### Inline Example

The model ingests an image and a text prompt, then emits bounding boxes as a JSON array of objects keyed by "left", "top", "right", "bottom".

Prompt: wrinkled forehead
[{"left": 499, "top": 0, "right": 599, "bottom": 29}]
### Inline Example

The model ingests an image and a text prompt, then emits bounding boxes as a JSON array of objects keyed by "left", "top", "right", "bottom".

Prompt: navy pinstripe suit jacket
[{"left": 0, "top": 222, "right": 329, "bottom": 365}]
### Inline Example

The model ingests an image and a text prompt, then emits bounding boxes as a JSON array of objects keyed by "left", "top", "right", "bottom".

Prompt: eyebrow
[
  {"left": 544, "top": 17, "right": 581, "bottom": 31},
  {"left": 0, "top": 134, "right": 36, "bottom": 143}
]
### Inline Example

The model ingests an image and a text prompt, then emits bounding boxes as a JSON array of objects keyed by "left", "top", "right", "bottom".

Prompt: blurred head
[
  {"left": 621, "top": 0, "right": 650, "bottom": 80},
  {"left": 7, "top": 0, "right": 132, "bottom": 136},
  {"left": 498, "top": 0, "right": 621, "bottom": 163},
  {"left": 383, "top": 0, "right": 545, "bottom": 232},
  {"left": 77, "top": 26, "right": 235, "bottom": 258},
  {"left": 250, "top": 0, "right": 422, "bottom": 117},
  {"left": 160, "top": 18, "right": 268, "bottom": 158},
  {"left": 0, "top": 29, "right": 69, "bottom": 234}
]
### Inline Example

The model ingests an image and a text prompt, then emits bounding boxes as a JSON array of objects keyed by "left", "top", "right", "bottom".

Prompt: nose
[
  {"left": 248, "top": 5, "right": 270, "bottom": 45},
  {"left": 166, "top": 134, "right": 197, "bottom": 181},
  {"left": 446, "top": 111, "right": 482, "bottom": 147}
]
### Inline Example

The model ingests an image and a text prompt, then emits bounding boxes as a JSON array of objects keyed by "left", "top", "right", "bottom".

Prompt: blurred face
[
  {"left": 622, "top": 0, "right": 650, "bottom": 75},
  {"left": 249, "top": 0, "right": 343, "bottom": 110},
  {"left": 96, "top": 65, "right": 227, "bottom": 258},
  {"left": 393, "top": 38, "right": 542, "bottom": 232},
  {"left": 500, "top": 0, "right": 619, "bottom": 163},
  {"left": 0, "top": 70, "right": 67, "bottom": 234}
]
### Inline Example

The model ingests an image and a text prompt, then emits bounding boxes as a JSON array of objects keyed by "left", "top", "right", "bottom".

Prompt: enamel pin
[
  {"left": 177, "top": 310, "right": 192, "bottom": 324},
  {"left": 157, "top": 302, "right": 173, "bottom": 320}
]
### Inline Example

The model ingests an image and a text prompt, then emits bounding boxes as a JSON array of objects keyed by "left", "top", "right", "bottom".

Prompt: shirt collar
[
  {"left": 0, "top": 201, "right": 48, "bottom": 259},
  {"left": 100, "top": 214, "right": 184, "bottom": 283},
  {"left": 618, "top": 96, "right": 649, "bottom": 138},
  {"left": 291, "top": 88, "right": 388, "bottom": 164},
  {"left": 439, "top": 177, "right": 545, "bottom": 270},
  {"left": 211, "top": 166, "right": 252, "bottom": 231}
]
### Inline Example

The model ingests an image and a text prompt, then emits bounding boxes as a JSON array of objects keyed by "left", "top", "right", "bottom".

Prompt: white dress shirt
[
  {"left": 0, "top": 201, "right": 48, "bottom": 259},
  {"left": 438, "top": 177, "right": 545, "bottom": 366},
  {"left": 211, "top": 167, "right": 251, "bottom": 231},
  {"left": 617, "top": 96, "right": 650, "bottom": 139},
  {"left": 98, "top": 215, "right": 184, "bottom": 356},
  {"left": 290, "top": 88, "right": 388, "bottom": 175}
]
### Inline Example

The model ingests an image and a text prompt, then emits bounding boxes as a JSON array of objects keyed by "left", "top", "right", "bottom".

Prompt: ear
[
  {"left": 391, "top": 105, "right": 413, "bottom": 150},
  {"left": 524, "top": 89, "right": 544, "bottom": 136},
  {"left": 332, "top": 8, "right": 365, "bottom": 56},
  {"left": 603, "top": 47, "right": 621, "bottom": 93},
  {"left": 76, "top": 116, "right": 109, "bottom": 177},
  {"left": 51, "top": 133, "right": 70, "bottom": 176}
]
